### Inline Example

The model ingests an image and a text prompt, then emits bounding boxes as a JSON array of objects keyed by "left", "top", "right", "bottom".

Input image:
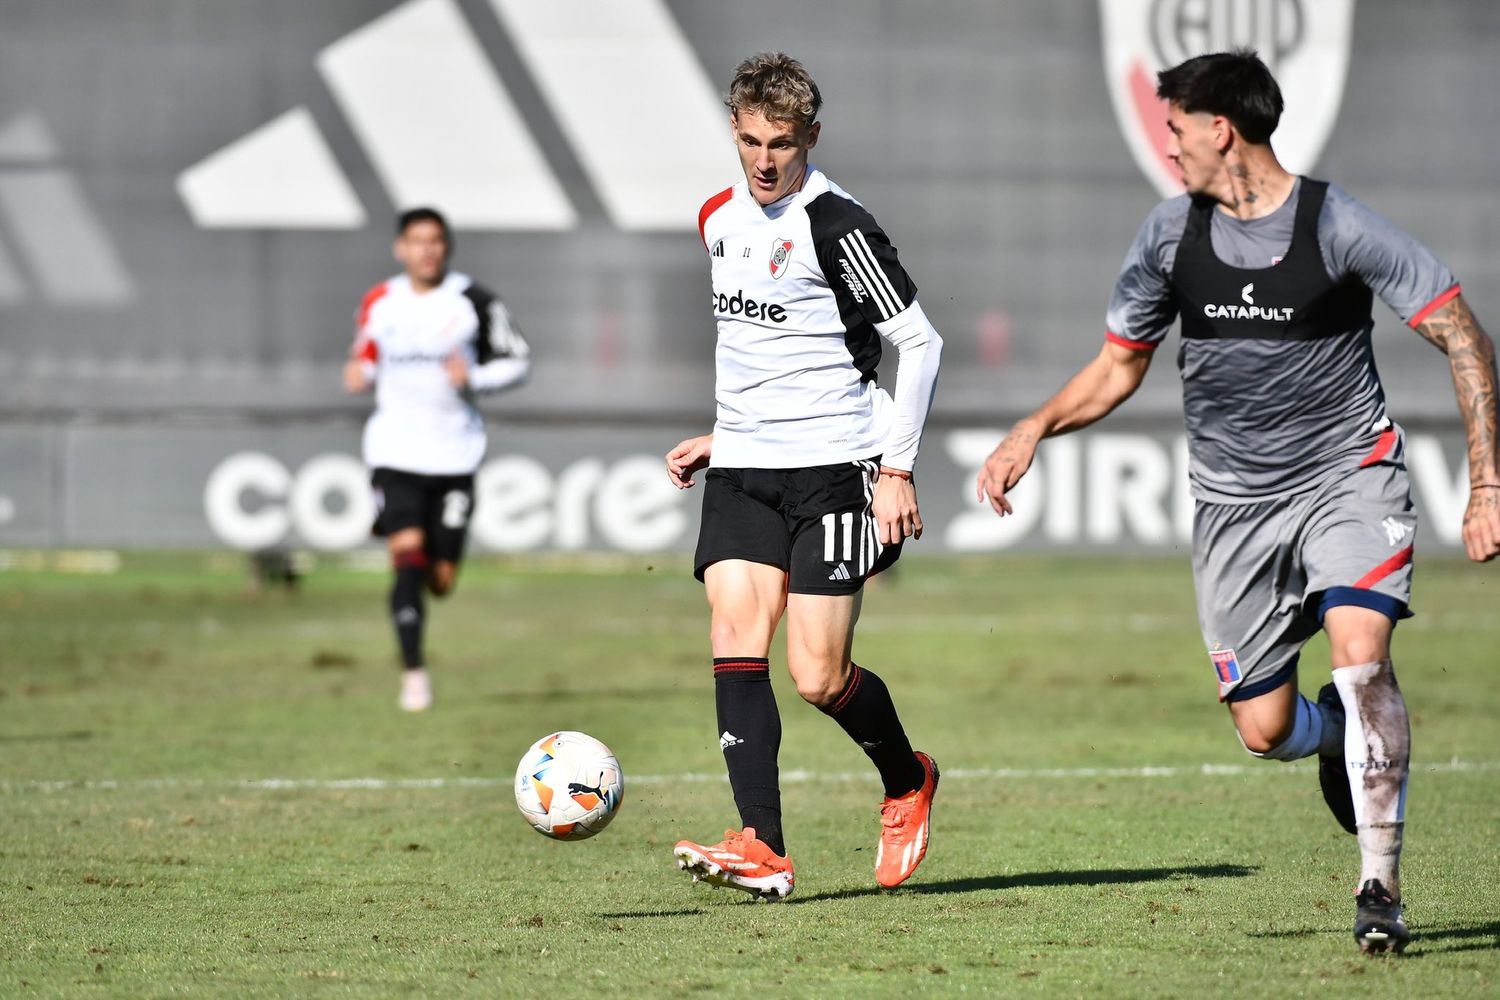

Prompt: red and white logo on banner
[{"left": 1099, "top": 0, "right": 1354, "bottom": 198}]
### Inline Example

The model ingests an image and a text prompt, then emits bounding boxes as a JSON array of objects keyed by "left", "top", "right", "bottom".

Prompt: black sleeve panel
[
  {"left": 806, "top": 192, "right": 919, "bottom": 383},
  {"left": 461, "top": 282, "right": 497, "bottom": 364},
  {"left": 806, "top": 192, "right": 918, "bottom": 325}
]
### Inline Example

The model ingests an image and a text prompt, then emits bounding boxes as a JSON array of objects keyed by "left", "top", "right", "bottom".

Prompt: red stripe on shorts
[
  {"left": 1354, "top": 545, "right": 1413, "bottom": 589},
  {"left": 1359, "top": 429, "right": 1397, "bottom": 467}
]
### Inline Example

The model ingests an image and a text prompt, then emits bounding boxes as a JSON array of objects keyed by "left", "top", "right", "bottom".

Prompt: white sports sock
[
  {"left": 1332, "top": 659, "right": 1409, "bottom": 894},
  {"left": 1250, "top": 694, "right": 1326, "bottom": 761}
]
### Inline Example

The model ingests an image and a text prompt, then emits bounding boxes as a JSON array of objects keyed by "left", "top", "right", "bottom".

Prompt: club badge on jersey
[{"left": 770, "top": 238, "right": 794, "bottom": 280}]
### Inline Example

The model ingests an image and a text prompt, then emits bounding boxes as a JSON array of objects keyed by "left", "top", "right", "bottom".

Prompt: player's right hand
[
  {"left": 975, "top": 421, "right": 1041, "bottom": 516},
  {"left": 1462, "top": 485, "right": 1500, "bottom": 562},
  {"left": 666, "top": 434, "right": 713, "bottom": 489}
]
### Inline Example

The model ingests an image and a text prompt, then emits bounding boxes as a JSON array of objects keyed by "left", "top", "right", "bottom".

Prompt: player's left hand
[
  {"left": 1463, "top": 485, "right": 1500, "bottom": 562},
  {"left": 873, "top": 472, "right": 922, "bottom": 545},
  {"left": 444, "top": 350, "right": 470, "bottom": 389}
]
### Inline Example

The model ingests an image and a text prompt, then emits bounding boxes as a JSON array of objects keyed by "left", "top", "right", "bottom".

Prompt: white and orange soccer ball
[{"left": 514, "top": 731, "right": 624, "bottom": 840}]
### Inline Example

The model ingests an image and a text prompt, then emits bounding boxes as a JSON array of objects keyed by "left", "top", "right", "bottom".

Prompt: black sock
[
  {"left": 714, "top": 658, "right": 784, "bottom": 857},
  {"left": 823, "top": 664, "right": 924, "bottom": 797},
  {"left": 390, "top": 553, "right": 427, "bottom": 669}
]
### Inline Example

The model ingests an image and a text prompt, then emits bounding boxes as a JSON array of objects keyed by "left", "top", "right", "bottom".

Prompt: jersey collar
[{"left": 739, "top": 165, "right": 824, "bottom": 219}]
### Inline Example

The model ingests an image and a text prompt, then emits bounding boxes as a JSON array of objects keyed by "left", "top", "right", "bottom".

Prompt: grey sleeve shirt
[
  {"left": 1100, "top": 179, "right": 1460, "bottom": 500},
  {"left": 1105, "top": 182, "right": 1459, "bottom": 350}
]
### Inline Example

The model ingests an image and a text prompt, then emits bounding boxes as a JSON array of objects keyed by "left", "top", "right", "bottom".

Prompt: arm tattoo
[
  {"left": 1418, "top": 296, "right": 1500, "bottom": 484},
  {"left": 1466, "top": 488, "right": 1500, "bottom": 532}
]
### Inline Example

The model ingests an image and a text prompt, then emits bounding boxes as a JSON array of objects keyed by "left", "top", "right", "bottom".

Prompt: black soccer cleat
[
  {"left": 1354, "top": 879, "right": 1410, "bottom": 954},
  {"left": 1317, "top": 683, "right": 1357, "bottom": 835}
]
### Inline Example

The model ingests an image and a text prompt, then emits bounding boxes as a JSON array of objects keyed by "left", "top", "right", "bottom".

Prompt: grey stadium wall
[{"left": 0, "top": 0, "right": 1495, "bottom": 552}]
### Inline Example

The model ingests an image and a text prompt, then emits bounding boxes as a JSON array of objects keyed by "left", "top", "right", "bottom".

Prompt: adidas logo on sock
[
  {"left": 827, "top": 562, "right": 851, "bottom": 581},
  {"left": 719, "top": 731, "right": 744, "bottom": 750}
]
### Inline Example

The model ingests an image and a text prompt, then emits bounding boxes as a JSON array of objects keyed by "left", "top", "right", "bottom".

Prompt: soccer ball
[{"left": 514, "top": 731, "right": 624, "bottom": 840}]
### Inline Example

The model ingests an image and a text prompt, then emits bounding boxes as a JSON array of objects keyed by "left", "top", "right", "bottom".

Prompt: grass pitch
[{"left": 2, "top": 552, "right": 1497, "bottom": 997}]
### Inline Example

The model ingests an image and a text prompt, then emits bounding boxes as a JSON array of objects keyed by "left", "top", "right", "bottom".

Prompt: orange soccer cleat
[
  {"left": 875, "top": 751, "right": 940, "bottom": 888},
  {"left": 673, "top": 827, "right": 795, "bottom": 900}
]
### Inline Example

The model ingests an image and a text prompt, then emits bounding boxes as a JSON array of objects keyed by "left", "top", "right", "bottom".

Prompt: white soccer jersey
[
  {"left": 698, "top": 167, "right": 942, "bottom": 471},
  {"left": 353, "top": 271, "right": 529, "bottom": 475}
]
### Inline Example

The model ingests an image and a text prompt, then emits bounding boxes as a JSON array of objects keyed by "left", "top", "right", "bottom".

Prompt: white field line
[{"left": 4, "top": 759, "right": 1497, "bottom": 794}]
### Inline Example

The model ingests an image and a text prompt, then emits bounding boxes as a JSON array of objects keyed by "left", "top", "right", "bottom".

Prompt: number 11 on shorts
[{"left": 823, "top": 511, "right": 855, "bottom": 562}]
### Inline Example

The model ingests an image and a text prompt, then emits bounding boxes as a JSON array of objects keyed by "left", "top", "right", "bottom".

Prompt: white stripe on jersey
[
  {"left": 852, "top": 229, "right": 907, "bottom": 315},
  {"left": 839, "top": 229, "right": 902, "bottom": 319},
  {"left": 837, "top": 233, "right": 892, "bottom": 319},
  {"left": 842, "top": 231, "right": 897, "bottom": 318}
]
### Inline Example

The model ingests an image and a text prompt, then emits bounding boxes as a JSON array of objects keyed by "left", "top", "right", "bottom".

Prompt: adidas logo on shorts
[
  {"left": 827, "top": 562, "right": 852, "bottom": 582},
  {"left": 719, "top": 731, "right": 744, "bottom": 750}
]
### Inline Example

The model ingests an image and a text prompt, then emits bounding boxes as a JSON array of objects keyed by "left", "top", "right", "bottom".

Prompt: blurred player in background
[
  {"left": 344, "top": 207, "right": 530, "bottom": 711},
  {"left": 666, "top": 53, "right": 944, "bottom": 899},
  {"left": 977, "top": 51, "right": 1500, "bottom": 953}
]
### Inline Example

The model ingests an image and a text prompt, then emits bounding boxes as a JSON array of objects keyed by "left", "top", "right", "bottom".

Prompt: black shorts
[
  {"left": 370, "top": 467, "right": 475, "bottom": 564},
  {"left": 693, "top": 459, "right": 902, "bottom": 596}
]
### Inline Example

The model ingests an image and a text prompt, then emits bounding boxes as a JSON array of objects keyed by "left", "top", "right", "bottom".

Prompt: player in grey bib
[{"left": 977, "top": 51, "right": 1500, "bottom": 954}]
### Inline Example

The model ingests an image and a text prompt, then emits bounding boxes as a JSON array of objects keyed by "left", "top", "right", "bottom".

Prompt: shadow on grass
[
  {"left": 1411, "top": 920, "right": 1500, "bottom": 952},
  {"left": 593, "top": 865, "right": 1256, "bottom": 918},
  {"left": 793, "top": 863, "right": 1259, "bottom": 905},
  {"left": 1249, "top": 919, "right": 1499, "bottom": 956},
  {"left": 786, "top": 863, "right": 1254, "bottom": 905}
]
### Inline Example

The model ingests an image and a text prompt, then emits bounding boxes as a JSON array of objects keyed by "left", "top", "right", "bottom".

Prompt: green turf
[{"left": 2, "top": 552, "right": 1497, "bottom": 997}]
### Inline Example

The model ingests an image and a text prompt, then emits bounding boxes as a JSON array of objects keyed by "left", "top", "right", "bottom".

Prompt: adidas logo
[
  {"left": 0, "top": 112, "right": 134, "bottom": 306},
  {"left": 827, "top": 562, "right": 852, "bottom": 582},
  {"left": 176, "top": 0, "right": 731, "bottom": 232},
  {"left": 711, "top": 239, "right": 726, "bottom": 258},
  {"left": 719, "top": 731, "right": 744, "bottom": 750}
]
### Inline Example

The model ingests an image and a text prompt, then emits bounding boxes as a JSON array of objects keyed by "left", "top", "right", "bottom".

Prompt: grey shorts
[{"left": 1193, "top": 460, "right": 1416, "bottom": 703}]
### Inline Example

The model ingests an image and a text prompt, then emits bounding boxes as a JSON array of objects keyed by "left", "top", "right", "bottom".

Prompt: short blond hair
[{"left": 725, "top": 52, "right": 821, "bottom": 130}]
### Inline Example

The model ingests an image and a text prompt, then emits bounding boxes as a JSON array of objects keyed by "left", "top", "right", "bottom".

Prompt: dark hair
[
  {"left": 1155, "top": 50, "right": 1283, "bottom": 145},
  {"left": 396, "top": 206, "right": 451, "bottom": 239}
]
